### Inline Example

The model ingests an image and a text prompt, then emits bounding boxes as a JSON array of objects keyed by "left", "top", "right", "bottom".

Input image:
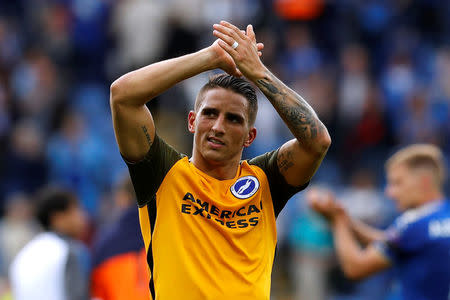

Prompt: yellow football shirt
[{"left": 125, "top": 134, "right": 306, "bottom": 299}]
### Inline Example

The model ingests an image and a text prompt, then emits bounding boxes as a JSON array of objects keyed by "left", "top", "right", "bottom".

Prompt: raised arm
[
  {"left": 350, "top": 218, "right": 385, "bottom": 245},
  {"left": 308, "top": 188, "right": 391, "bottom": 280},
  {"left": 110, "top": 40, "right": 248, "bottom": 162},
  {"left": 331, "top": 213, "right": 391, "bottom": 280},
  {"left": 213, "top": 21, "right": 330, "bottom": 187}
]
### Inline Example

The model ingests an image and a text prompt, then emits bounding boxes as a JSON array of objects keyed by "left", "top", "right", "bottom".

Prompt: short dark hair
[
  {"left": 195, "top": 74, "right": 258, "bottom": 126},
  {"left": 35, "top": 187, "right": 78, "bottom": 230}
]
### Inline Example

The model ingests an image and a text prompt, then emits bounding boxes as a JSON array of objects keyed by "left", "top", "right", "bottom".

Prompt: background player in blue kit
[{"left": 309, "top": 144, "right": 450, "bottom": 300}]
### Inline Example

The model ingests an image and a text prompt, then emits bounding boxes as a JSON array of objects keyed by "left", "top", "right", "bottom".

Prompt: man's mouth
[{"left": 207, "top": 137, "right": 225, "bottom": 145}]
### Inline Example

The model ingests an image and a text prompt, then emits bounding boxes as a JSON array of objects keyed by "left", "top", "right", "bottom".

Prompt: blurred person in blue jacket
[{"left": 309, "top": 144, "right": 450, "bottom": 300}]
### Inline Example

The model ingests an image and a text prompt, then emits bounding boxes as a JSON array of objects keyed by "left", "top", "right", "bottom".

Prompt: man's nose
[{"left": 211, "top": 115, "right": 226, "bottom": 134}]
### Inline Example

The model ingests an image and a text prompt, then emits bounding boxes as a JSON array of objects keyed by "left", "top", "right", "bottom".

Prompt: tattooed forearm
[
  {"left": 141, "top": 125, "right": 152, "bottom": 146},
  {"left": 257, "top": 79, "right": 286, "bottom": 96},
  {"left": 256, "top": 72, "right": 325, "bottom": 144}
]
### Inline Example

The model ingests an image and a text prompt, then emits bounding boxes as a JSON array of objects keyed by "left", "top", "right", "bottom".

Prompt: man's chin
[
  {"left": 396, "top": 202, "right": 409, "bottom": 211},
  {"left": 203, "top": 152, "right": 227, "bottom": 163}
]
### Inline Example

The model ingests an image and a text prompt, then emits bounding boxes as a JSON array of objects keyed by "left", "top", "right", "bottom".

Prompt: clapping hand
[
  {"left": 212, "top": 21, "right": 265, "bottom": 81},
  {"left": 307, "top": 187, "right": 346, "bottom": 222}
]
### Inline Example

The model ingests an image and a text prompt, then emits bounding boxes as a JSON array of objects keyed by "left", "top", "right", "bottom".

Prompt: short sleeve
[
  {"left": 248, "top": 149, "right": 308, "bottom": 217},
  {"left": 123, "top": 134, "right": 184, "bottom": 207},
  {"left": 373, "top": 219, "right": 426, "bottom": 263}
]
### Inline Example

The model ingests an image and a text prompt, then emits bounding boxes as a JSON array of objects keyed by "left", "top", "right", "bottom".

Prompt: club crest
[{"left": 230, "top": 176, "right": 260, "bottom": 199}]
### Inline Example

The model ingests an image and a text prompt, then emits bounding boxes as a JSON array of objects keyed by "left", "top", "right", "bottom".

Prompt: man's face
[
  {"left": 385, "top": 163, "right": 422, "bottom": 211},
  {"left": 188, "top": 88, "right": 256, "bottom": 165},
  {"left": 63, "top": 203, "right": 88, "bottom": 239}
]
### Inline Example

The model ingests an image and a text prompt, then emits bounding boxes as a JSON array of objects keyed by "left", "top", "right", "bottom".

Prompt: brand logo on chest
[{"left": 230, "top": 176, "right": 260, "bottom": 199}]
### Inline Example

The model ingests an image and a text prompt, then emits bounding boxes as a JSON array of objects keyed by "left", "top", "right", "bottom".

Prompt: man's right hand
[
  {"left": 207, "top": 35, "right": 264, "bottom": 77},
  {"left": 208, "top": 40, "right": 242, "bottom": 77}
]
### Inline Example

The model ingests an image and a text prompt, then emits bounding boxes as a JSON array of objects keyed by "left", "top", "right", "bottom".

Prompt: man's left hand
[{"left": 213, "top": 21, "right": 266, "bottom": 81}]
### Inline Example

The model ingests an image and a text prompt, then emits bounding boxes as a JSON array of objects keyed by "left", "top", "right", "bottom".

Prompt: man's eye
[
  {"left": 203, "top": 110, "right": 216, "bottom": 117},
  {"left": 229, "top": 116, "right": 242, "bottom": 123}
]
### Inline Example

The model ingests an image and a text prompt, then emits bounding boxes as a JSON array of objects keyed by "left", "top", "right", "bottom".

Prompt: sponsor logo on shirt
[
  {"left": 180, "top": 192, "right": 262, "bottom": 229},
  {"left": 230, "top": 176, "right": 260, "bottom": 199}
]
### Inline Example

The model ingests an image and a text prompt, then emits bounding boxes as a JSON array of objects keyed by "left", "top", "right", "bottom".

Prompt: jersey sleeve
[
  {"left": 123, "top": 134, "right": 183, "bottom": 207},
  {"left": 373, "top": 218, "right": 425, "bottom": 263},
  {"left": 248, "top": 149, "right": 308, "bottom": 217}
]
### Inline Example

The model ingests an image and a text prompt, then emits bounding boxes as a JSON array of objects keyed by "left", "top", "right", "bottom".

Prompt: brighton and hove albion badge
[{"left": 230, "top": 176, "right": 260, "bottom": 199}]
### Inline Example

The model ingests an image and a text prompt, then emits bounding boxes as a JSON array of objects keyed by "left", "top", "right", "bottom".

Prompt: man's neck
[
  {"left": 191, "top": 154, "right": 240, "bottom": 180},
  {"left": 414, "top": 190, "right": 445, "bottom": 209}
]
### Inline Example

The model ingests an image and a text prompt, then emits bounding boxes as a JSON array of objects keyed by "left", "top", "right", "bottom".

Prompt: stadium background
[{"left": 0, "top": 0, "right": 449, "bottom": 299}]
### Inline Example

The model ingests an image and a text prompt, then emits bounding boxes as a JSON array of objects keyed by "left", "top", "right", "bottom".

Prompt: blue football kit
[{"left": 375, "top": 200, "right": 450, "bottom": 300}]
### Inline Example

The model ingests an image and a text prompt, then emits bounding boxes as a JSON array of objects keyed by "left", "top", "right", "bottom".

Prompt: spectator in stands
[
  {"left": 91, "top": 175, "right": 149, "bottom": 300},
  {"left": 9, "top": 187, "right": 90, "bottom": 300}
]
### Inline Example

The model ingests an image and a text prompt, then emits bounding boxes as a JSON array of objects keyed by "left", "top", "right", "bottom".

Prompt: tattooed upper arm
[
  {"left": 142, "top": 125, "right": 153, "bottom": 147},
  {"left": 111, "top": 100, "right": 155, "bottom": 162},
  {"left": 277, "top": 149, "right": 294, "bottom": 174}
]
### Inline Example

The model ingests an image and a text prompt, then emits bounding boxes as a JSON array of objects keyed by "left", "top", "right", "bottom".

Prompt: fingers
[
  {"left": 220, "top": 20, "right": 247, "bottom": 40},
  {"left": 307, "top": 187, "right": 338, "bottom": 216},
  {"left": 217, "top": 39, "right": 235, "bottom": 53},
  {"left": 213, "top": 24, "right": 241, "bottom": 47},
  {"left": 306, "top": 188, "right": 323, "bottom": 209},
  {"left": 217, "top": 39, "right": 238, "bottom": 60},
  {"left": 246, "top": 24, "right": 256, "bottom": 43},
  {"left": 214, "top": 22, "right": 262, "bottom": 50},
  {"left": 212, "top": 21, "right": 263, "bottom": 78},
  {"left": 324, "top": 191, "right": 336, "bottom": 204},
  {"left": 213, "top": 29, "right": 236, "bottom": 48}
]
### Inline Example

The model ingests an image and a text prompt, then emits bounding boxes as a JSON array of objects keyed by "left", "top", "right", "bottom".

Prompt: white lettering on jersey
[{"left": 429, "top": 218, "right": 450, "bottom": 238}]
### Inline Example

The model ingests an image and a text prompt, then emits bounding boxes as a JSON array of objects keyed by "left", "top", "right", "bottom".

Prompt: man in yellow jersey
[{"left": 110, "top": 21, "right": 331, "bottom": 299}]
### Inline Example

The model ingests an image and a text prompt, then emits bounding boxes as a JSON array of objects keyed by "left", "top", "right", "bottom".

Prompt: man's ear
[
  {"left": 188, "top": 111, "right": 196, "bottom": 133},
  {"left": 420, "top": 171, "right": 434, "bottom": 191},
  {"left": 244, "top": 127, "right": 257, "bottom": 147}
]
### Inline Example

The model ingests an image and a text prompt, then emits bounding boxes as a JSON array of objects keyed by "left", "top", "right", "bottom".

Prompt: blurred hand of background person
[{"left": 307, "top": 187, "right": 346, "bottom": 222}]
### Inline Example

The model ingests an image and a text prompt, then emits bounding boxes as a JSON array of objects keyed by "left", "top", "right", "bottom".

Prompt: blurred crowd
[{"left": 0, "top": 0, "right": 449, "bottom": 299}]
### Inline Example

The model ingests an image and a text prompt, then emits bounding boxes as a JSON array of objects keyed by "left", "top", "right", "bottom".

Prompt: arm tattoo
[
  {"left": 256, "top": 72, "right": 325, "bottom": 144},
  {"left": 141, "top": 125, "right": 152, "bottom": 146},
  {"left": 277, "top": 150, "right": 295, "bottom": 173},
  {"left": 258, "top": 79, "right": 282, "bottom": 95}
]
